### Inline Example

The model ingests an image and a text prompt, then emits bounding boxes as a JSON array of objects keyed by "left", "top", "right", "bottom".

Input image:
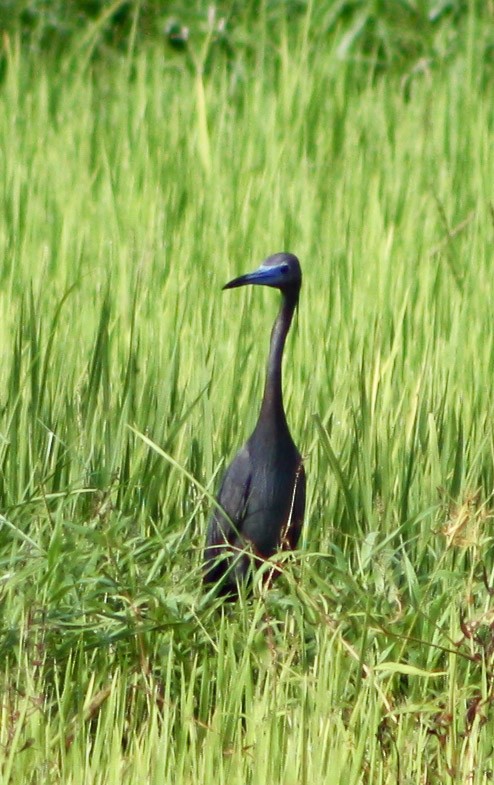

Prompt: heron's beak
[{"left": 223, "top": 263, "right": 286, "bottom": 290}]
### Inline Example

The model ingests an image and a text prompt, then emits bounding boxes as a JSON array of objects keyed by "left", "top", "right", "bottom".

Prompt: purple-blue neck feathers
[{"left": 259, "top": 288, "right": 299, "bottom": 429}]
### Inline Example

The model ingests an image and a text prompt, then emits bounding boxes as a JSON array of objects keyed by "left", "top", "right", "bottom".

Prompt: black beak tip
[{"left": 222, "top": 276, "right": 245, "bottom": 291}]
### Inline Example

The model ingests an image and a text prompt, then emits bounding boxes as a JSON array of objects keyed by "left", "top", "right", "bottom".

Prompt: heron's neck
[{"left": 259, "top": 290, "right": 298, "bottom": 427}]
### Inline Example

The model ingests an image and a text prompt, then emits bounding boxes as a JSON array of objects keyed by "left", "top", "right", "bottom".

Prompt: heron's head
[{"left": 223, "top": 252, "right": 302, "bottom": 295}]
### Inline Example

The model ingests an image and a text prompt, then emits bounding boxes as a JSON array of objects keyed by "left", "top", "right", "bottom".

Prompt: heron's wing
[
  {"left": 203, "top": 444, "right": 252, "bottom": 589},
  {"left": 206, "top": 444, "right": 252, "bottom": 549}
]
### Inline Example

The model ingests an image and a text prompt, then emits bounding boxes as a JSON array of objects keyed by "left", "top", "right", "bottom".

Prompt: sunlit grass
[{"left": 2, "top": 6, "right": 494, "bottom": 783}]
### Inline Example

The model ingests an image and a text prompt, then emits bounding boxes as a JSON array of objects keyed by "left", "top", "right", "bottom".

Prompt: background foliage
[{"left": 1, "top": 0, "right": 493, "bottom": 71}]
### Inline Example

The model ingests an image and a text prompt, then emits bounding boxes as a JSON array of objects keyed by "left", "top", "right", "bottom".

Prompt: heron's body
[{"left": 203, "top": 252, "right": 306, "bottom": 597}]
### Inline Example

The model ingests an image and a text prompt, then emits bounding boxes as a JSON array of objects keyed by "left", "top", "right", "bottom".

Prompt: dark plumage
[{"left": 203, "top": 252, "right": 306, "bottom": 598}]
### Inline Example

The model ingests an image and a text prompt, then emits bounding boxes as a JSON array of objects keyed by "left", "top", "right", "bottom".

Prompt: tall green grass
[{"left": 2, "top": 6, "right": 494, "bottom": 783}]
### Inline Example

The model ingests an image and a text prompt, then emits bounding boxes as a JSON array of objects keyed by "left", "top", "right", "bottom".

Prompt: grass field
[{"left": 2, "top": 4, "right": 494, "bottom": 783}]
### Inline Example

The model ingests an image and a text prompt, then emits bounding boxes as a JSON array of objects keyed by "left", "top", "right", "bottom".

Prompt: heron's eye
[{"left": 280, "top": 263, "right": 289, "bottom": 274}]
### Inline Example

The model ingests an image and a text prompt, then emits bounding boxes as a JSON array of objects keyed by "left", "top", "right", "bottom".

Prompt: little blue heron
[{"left": 203, "top": 252, "right": 306, "bottom": 598}]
